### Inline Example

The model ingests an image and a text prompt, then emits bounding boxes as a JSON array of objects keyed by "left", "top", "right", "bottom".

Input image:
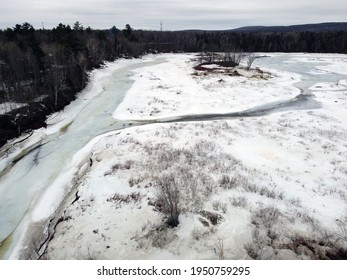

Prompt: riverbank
[
  {"left": 44, "top": 53, "right": 347, "bottom": 259},
  {"left": 0, "top": 55, "right": 165, "bottom": 259}
]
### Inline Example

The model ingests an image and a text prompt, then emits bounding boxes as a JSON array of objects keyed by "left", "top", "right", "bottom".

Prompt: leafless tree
[
  {"left": 230, "top": 51, "right": 243, "bottom": 65},
  {"left": 49, "top": 65, "right": 66, "bottom": 107},
  {"left": 246, "top": 53, "right": 257, "bottom": 70},
  {"left": 155, "top": 174, "right": 181, "bottom": 227},
  {"left": 86, "top": 38, "right": 105, "bottom": 65}
]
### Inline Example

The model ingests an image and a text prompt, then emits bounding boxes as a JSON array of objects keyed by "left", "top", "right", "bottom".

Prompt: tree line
[{"left": 0, "top": 22, "right": 346, "bottom": 146}]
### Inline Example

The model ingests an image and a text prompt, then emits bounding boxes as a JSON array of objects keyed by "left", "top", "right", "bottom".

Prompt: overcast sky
[{"left": 1, "top": 0, "right": 346, "bottom": 30}]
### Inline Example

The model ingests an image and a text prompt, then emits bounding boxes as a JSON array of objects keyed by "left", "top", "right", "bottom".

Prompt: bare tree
[
  {"left": 222, "top": 51, "right": 243, "bottom": 67},
  {"left": 155, "top": 174, "right": 181, "bottom": 227},
  {"left": 86, "top": 38, "right": 105, "bottom": 65},
  {"left": 50, "top": 65, "right": 66, "bottom": 107},
  {"left": 230, "top": 51, "right": 243, "bottom": 65},
  {"left": 246, "top": 53, "right": 257, "bottom": 70}
]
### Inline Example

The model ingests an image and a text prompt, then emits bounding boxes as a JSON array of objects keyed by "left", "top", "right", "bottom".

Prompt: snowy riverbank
[{"left": 0, "top": 55, "right": 163, "bottom": 259}]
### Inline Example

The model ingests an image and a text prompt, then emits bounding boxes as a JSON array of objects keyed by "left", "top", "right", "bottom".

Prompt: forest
[{"left": 0, "top": 22, "right": 347, "bottom": 146}]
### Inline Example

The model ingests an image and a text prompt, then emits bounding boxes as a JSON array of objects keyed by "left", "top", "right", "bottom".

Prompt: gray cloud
[{"left": 0, "top": 0, "right": 346, "bottom": 30}]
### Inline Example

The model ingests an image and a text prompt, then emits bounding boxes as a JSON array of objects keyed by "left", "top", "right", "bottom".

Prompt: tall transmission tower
[{"left": 160, "top": 21, "right": 162, "bottom": 32}]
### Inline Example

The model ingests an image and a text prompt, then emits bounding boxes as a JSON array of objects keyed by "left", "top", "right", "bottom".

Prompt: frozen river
[
  {"left": 0, "top": 57, "right": 166, "bottom": 258},
  {"left": 0, "top": 53, "right": 346, "bottom": 259}
]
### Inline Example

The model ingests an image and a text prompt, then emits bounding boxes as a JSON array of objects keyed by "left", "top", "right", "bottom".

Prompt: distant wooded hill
[
  {"left": 184, "top": 22, "right": 347, "bottom": 33},
  {"left": 229, "top": 22, "right": 347, "bottom": 33}
]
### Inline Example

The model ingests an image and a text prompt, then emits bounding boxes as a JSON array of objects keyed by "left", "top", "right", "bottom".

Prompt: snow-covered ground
[
  {"left": 0, "top": 102, "right": 27, "bottom": 114},
  {"left": 44, "top": 53, "right": 347, "bottom": 260},
  {"left": 113, "top": 54, "right": 300, "bottom": 121}
]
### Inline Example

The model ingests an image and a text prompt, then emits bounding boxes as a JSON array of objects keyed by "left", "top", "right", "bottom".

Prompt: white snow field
[
  {"left": 0, "top": 53, "right": 346, "bottom": 260},
  {"left": 44, "top": 53, "right": 347, "bottom": 260}
]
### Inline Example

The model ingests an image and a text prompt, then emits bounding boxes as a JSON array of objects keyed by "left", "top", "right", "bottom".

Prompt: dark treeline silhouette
[
  {"left": 0, "top": 22, "right": 347, "bottom": 146},
  {"left": 136, "top": 29, "right": 347, "bottom": 53}
]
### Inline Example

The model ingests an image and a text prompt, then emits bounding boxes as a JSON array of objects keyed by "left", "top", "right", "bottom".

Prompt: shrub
[
  {"left": 246, "top": 53, "right": 257, "bottom": 70},
  {"left": 215, "top": 238, "right": 225, "bottom": 260},
  {"left": 106, "top": 192, "right": 142, "bottom": 204},
  {"left": 134, "top": 222, "right": 177, "bottom": 249},
  {"left": 74, "top": 247, "right": 98, "bottom": 260},
  {"left": 155, "top": 174, "right": 181, "bottom": 227},
  {"left": 251, "top": 206, "right": 280, "bottom": 228},
  {"left": 199, "top": 210, "right": 224, "bottom": 225},
  {"left": 244, "top": 228, "right": 271, "bottom": 259},
  {"left": 219, "top": 175, "right": 237, "bottom": 189},
  {"left": 336, "top": 215, "right": 347, "bottom": 243},
  {"left": 212, "top": 200, "right": 228, "bottom": 213},
  {"left": 229, "top": 196, "right": 248, "bottom": 208}
]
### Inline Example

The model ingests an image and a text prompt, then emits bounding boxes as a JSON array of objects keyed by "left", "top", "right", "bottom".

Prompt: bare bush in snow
[
  {"left": 74, "top": 247, "right": 99, "bottom": 260},
  {"left": 134, "top": 221, "right": 177, "bottom": 249},
  {"left": 215, "top": 238, "right": 225, "bottom": 260},
  {"left": 107, "top": 192, "right": 142, "bottom": 205},
  {"left": 336, "top": 215, "right": 347, "bottom": 243},
  {"left": 229, "top": 196, "right": 248, "bottom": 208},
  {"left": 244, "top": 229, "right": 272, "bottom": 259},
  {"left": 155, "top": 174, "right": 181, "bottom": 227},
  {"left": 212, "top": 200, "right": 228, "bottom": 213},
  {"left": 199, "top": 210, "right": 225, "bottom": 226},
  {"left": 219, "top": 174, "right": 237, "bottom": 189},
  {"left": 223, "top": 51, "right": 243, "bottom": 66},
  {"left": 251, "top": 206, "right": 281, "bottom": 228},
  {"left": 246, "top": 53, "right": 257, "bottom": 70}
]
